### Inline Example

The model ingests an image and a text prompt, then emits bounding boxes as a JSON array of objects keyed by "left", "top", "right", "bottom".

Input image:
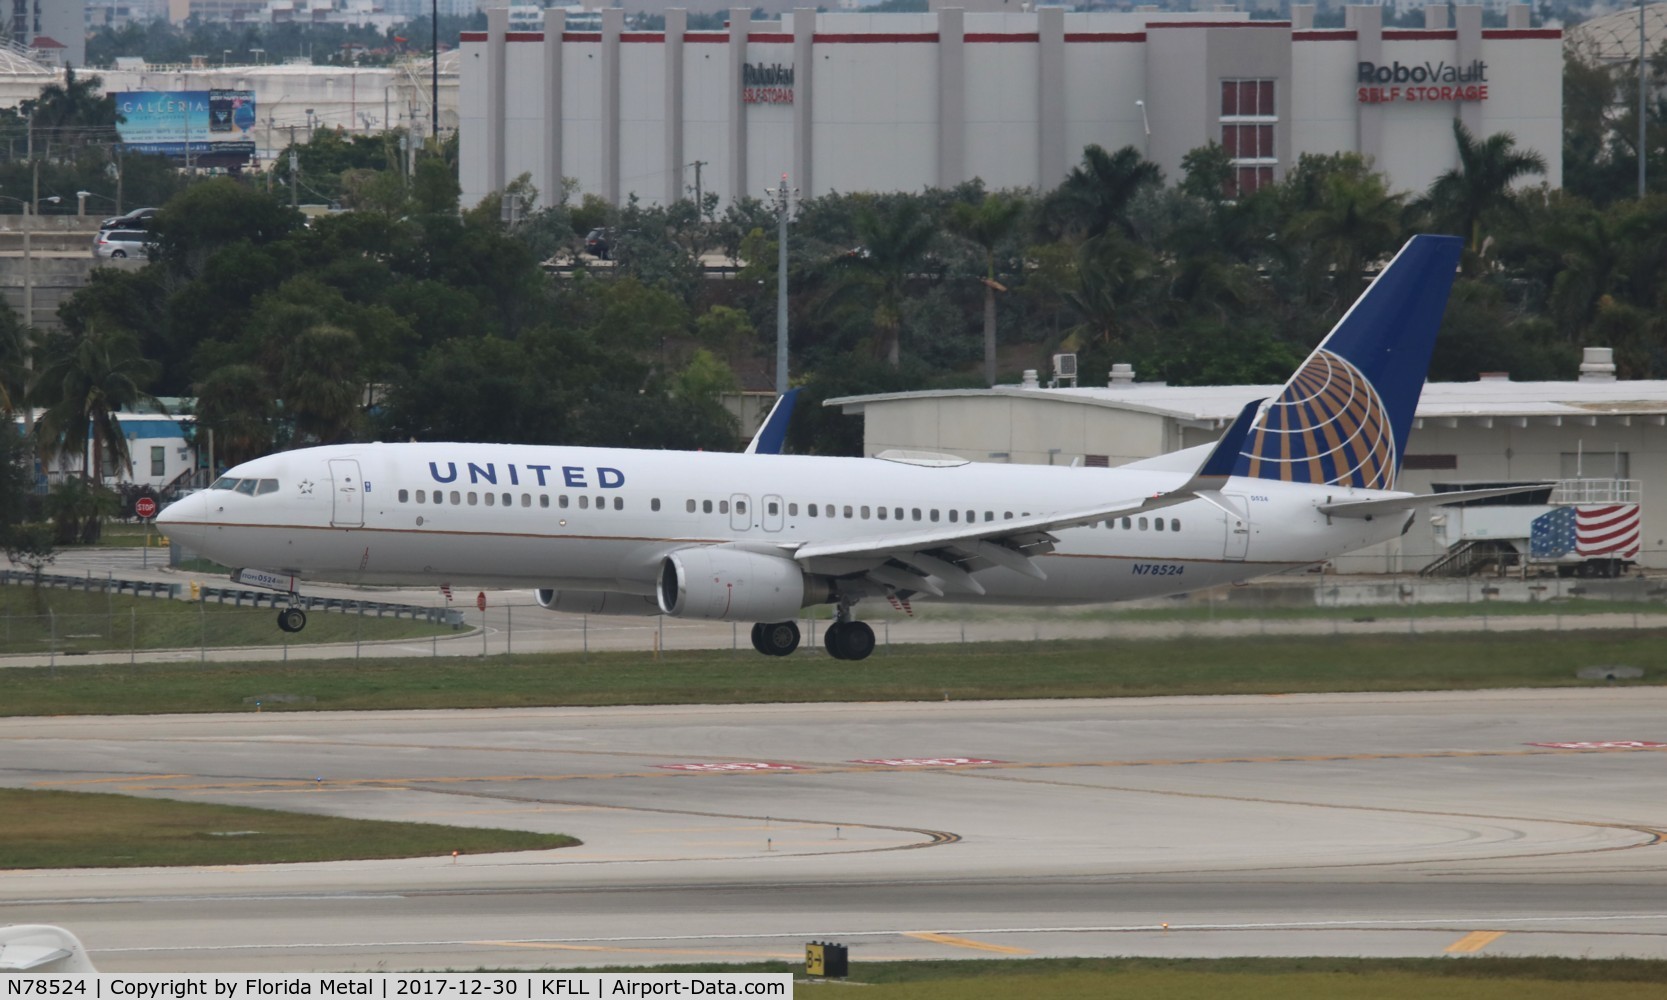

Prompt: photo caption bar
[{"left": 5, "top": 975, "right": 792, "bottom": 999}]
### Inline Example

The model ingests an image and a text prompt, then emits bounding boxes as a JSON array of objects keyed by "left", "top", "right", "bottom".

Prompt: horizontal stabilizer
[{"left": 1318, "top": 484, "right": 1556, "bottom": 519}]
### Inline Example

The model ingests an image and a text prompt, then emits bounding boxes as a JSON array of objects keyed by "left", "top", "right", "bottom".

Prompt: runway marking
[
  {"left": 475, "top": 941, "right": 800, "bottom": 960},
  {"left": 1445, "top": 930, "right": 1506, "bottom": 953},
  {"left": 903, "top": 932, "right": 1033, "bottom": 955}
]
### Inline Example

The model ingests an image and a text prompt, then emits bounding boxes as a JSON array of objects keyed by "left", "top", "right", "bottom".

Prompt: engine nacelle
[
  {"left": 535, "top": 588, "right": 660, "bottom": 616},
  {"left": 657, "top": 547, "right": 815, "bottom": 622}
]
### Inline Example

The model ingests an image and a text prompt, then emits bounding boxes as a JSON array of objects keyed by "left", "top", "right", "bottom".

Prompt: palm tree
[
  {"left": 948, "top": 192, "right": 1029, "bottom": 386},
  {"left": 835, "top": 199, "right": 939, "bottom": 367},
  {"left": 29, "top": 324, "right": 160, "bottom": 485},
  {"left": 0, "top": 304, "right": 26, "bottom": 416},
  {"left": 1287, "top": 169, "right": 1405, "bottom": 308},
  {"left": 194, "top": 363, "right": 277, "bottom": 468},
  {"left": 1046, "top": 144, "right": 1162, "bottom": 243},
  {"left": 280, "top": 324, "right": 363, "bottom": 444},
  {"left": 26, "top": 68, "right": 120, "bottom": 158},
  {"left": 1418, "top": 120, "right": 1546, "bottom": 271}
]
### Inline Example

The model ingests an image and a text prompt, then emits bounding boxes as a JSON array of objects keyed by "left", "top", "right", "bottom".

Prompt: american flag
[{"left": 1530, "top": 505, "right": 1641, "bottom": 559}]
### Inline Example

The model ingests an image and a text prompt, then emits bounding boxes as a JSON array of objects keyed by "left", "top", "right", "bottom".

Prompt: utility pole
[
  {"left": 766, "top": 175, "right": 794, "bottom": 396},
  {"left": 288, "top": 126, "right": 299, "bottom": 208},
  {"left": 1640, "top": 0, "right": 1649, "bottom": 198},
  {"left": 432, "top": 0, "right": 440, "bottom": 144},
  {"left": 689, "top": 159, "right": 707, "bottom": 214}
]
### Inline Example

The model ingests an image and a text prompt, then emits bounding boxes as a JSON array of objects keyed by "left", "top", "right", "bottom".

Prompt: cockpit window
[
  {"left": 234, "top": 479, "right": 258, "bottom": 495},
  {"left": 256, "top": 479, "right": 280, "bottom": 495},
  {"left": 211, "top": 476, "right": 239, "bottom": 490}
]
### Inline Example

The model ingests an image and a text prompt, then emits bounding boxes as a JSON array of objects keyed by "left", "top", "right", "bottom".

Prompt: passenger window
[
  {"left": 613, "top": 497, "right": 623, "bottom": 510},
  {"left": 540, "top": 495, "right": 549, "bottom": 508},
  {"left": 579, "top": 496, "right": 590, "bottom": 509},
  {"left": 912, "top": 508, "right": 922, "bottom": 521},
  {"left": 737, "top": 500, "right": 747, "bottom": 514},
  {"left": 930, "top": 509, "right": 940, "bottom": 522},
  {"left": 1122, "top": 517, "right": 1132, "bottom": 529},
  {"left": 1154, "top": 517, "right": 1164, "bottom": 531},
  {"left": 595, "top": 496, "right": 604, "bottom": 510},
  {"left": 1171, "top": 518, "right": 1180, "bottom": 532},
  {"left": 877, "top": 507, "right": 888, "bottom": 520},
  {"left": 467, "top": 492, "right": 478, "bottom": 506},
  {"left": 503, "top": 493, "right": 511, "bottom": 506},
  {"left": 703, "top": 500, "right": 713, "bottom": 513},
  {"left": 560, "top": 495, "right": 570, "bottom": 509},
  {"left": 521, "top": 494, "right": 531, "bottom": 507},
  {"left": 398, "top": 489, "right": 409, "bottom": 503},
  {"left": 449, "top": 491, "right": 460, "bottom": 505},
  {"left": 686, "top": 499, "right": 696, "bottom": 513},
  {"left": 485, "top": 493, "right": 495, "bottom": 507},
  {"left": 767, "top": 501, "right": 778, "bottom": 515},
  {"left": 1004, "top": 511, "right": 1013, "bottom": 520},
  {"left": 235, "top": 479, "right": 258, "bottom": 495},
  {"left": 949, "top": 510, "right": 959, "bottom": 523},
  {"left": 720, "top": 500, "right": 730, "bottom": 514},
  {"left": 788, "top": 503, "right": 798, "bottom": 516},
  {"left": 808, "top": 504, "right": 818, "bottom": 517},
  {"left": 416, "top": 489, "right": 426, "bottom": 503},
  {"left": 860, "top": 506, "right": 870, "bottom": 519},
  {"left": 966, "top": 510, "right": 975, "bottom": 523},
  {"left": 257, "top": 479, "right": 279, "bottom": 495},
  {"left": 894, "top": 508, "right": 903, "bottom": 520},
  {"left": 843, "top": 505, "right": 854, "bottom": 518},
  {"left": 652, "top": 498, "right": 661, "bottom": 512},
  {"left": 1139, "top": 517, "right": 1148, "bottom": 530},
  {"left": 984, "top": 512, "right": 993, "bottom": 522}
]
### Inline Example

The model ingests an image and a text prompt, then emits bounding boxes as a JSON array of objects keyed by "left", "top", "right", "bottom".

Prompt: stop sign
[
  {"left": 135, "top": 497, "right": 158, "bottom": 519},
  {"left": 476, "top": 591, "right": 487, "bottom": 612}
]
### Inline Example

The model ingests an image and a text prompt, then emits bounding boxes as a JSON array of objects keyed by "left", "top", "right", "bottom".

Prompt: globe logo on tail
[{"left": 1238, "top": 349, "right": 1396, "bottom": 490}]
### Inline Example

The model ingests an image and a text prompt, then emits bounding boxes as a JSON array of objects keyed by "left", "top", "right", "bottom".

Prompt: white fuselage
[{"left": 159, "top": 442, "right": 1410, "bottom": 607}]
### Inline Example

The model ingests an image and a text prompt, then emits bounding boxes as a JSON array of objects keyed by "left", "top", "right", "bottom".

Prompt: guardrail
[{"left": 1, "top": 570, "right": 465, "bottom": 627}]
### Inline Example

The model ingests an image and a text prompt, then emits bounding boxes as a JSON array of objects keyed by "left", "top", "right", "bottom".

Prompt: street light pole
[
  {"left": 767, "top": 175, "right": 793, "bottom": 396},
  {"left": 1640, "top": 0, "right": 1649, "bottom": 198},
  {"left": 432, "top": 0, "right": 440, "bottom": 143}
]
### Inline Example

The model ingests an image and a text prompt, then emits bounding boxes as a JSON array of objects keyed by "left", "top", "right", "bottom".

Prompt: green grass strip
[
  {"left": 1, "top": 631, "right": 1661, "bottom": 717},
  {"left": 0, "top": 787, "right": 576, "bottom": 868}
]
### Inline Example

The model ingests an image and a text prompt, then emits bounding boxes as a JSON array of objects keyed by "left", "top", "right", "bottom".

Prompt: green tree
[
  {"left": 1417, "top": 120, "right": 1546, "bottom": 272},
  {"left": 948, "top": 191, "right": 1029, "bottom": 386},
  {"left": 833, "top": 198, "right": 939, "bottom": 367},
  {"left": 25, "top": 69, "right": 120, "bottom": 159},
  {"left": 1284, "top": 155, "right": 1405, "bottom": 308},
  {"left": 29, "top": 324, "right": 160, "bottom": 486},
  {"left": 194, "top": 364, "right": 277, "bottom": 468},
  {"left": 1045, "top": 144, "right": 1162, "bottom": 242}
]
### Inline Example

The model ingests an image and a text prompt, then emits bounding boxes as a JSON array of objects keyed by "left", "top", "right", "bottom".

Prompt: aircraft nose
[{"left": 155, "top": 491, "right": 210, "bottom": 540}]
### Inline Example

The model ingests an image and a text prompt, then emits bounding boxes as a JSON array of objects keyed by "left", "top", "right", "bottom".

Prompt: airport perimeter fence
[{"left": 5, "top": 569, "right": 1667, "bottom": 666}]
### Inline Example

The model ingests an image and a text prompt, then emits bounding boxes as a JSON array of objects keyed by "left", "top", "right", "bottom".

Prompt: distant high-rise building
[
  {"left": 87, "top": 1, "right": 168, "bottom": 30},
  {"left": 9, "top": 0, "right": 86, "bottom": 68}
]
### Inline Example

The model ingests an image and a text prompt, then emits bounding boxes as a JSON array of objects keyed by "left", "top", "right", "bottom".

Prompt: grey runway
[{"left": 2, "top": 690, "right": 1665, "bottom": 970}]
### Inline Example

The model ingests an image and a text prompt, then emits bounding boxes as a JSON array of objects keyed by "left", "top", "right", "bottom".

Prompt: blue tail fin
[{"left": 1232, "top": 234, "right": 1463, "bottom": 490}]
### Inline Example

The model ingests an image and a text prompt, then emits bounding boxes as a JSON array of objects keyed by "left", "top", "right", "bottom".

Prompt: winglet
[{"left": 744, "top": 388, "right": 798, "bottom": 455}]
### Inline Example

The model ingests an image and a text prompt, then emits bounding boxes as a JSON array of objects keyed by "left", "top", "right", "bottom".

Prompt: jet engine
[
  {"left": 535, "top": 589, "right": 660, "bottom": 616},
  {"left": 657, "top": 547, "right": 823, "bottom": 621}
]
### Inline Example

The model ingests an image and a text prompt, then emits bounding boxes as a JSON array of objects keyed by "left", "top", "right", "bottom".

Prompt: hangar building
[
  {"left": 459, "top": 3, "right": 1563, "bottom": 209},
  {"left": 827, "top": 350, "right": 1667, "bottom": 575}
]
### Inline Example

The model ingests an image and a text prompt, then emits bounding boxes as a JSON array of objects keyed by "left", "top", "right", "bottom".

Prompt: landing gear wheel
[
  {"left": 755, "top": 620, "right": 799, "bottom": 657},
  {"left": 278, "top": 607, "right": 307, "bottom": 633},
  {"left": 825, "top": 621, "right": 876, "bottom": 661}
]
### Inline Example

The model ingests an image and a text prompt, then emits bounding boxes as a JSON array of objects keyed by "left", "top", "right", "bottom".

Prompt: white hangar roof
[{"left": 828, "top": 376, "right": 1667, "bottom": 430}]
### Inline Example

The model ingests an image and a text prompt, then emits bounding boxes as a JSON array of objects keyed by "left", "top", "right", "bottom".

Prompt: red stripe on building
[
  {"left": 1147, "top": 21, "right": 1291, "bottom": 29},
  {"left": 1483, "top": 29, "right": 1562, "bottom": 39},
  {"left": 505, "top": 32, "right": 543, "bottom": 42},
  {"left": 1064, "top": 33, "right": 1146, "bottom": 42},
  {"left": 685, "top": 33, "right": 728, "bottom": 43},
  {"left": 965, "top": 33, "right": 1039, "bottom": 43},
  {"left": 621, "top": 33, "right": 664, "bottom": 43},
  {"left": 747, "top": 33, "right": 795, "bottom": 43},
  {"left": 1294, "top": 30, "right": 1357, "bottom": 41},
  {"left": 813, "top": 33, "right": 939, "bottom": 43},
  {"left": 1384, "top": 30, "right": 1457, "bottom": 40},
  {"left": 563, "top": 32, "right": 601, "bottom": 42},
  {"left": 461, "top": 31, "right": 485, "bottom": 42}
]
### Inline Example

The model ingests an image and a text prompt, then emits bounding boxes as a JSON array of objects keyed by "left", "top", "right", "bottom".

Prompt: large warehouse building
[
  {"left": 827, "top": 351, "right": 1667, "bottom": 575},
  {"left": 459, "top": 3, "right": 1562, "bottom": 208}
]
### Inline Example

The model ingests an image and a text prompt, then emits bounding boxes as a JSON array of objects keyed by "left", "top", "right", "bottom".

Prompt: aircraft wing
[
  {"left": 1317, "top": 483, "right": 1556, "bottom": 519},
  {"left": 790, "top": 400, "right": 1264, "bottom": 595}
]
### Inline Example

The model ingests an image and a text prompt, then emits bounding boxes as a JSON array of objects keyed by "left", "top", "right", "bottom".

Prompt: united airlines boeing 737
[{"left": 158, "top": 234, "right": 1535, "bottom": 660}]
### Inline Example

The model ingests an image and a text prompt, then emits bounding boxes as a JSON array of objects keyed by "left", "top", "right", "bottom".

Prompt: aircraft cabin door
[
  {"left": 730, "top": 494, "right": 752, "bottom": 531},
  {"left": 1221, "top": 493, "right": 1250, "bottom": 561},
  {"left": 329, "top": 459, "right": 365, "bottom": 528},
  {"left": 762, "top": 494, "right": 785, "bottom": 532}
]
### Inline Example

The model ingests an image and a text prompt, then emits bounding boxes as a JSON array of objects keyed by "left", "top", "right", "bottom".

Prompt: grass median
[
  {"left": 0, "top": 630, "right": 1661, "bottom": 716},
  {"left": 1, "top": 787, "right": 576, "bottom": 868}
]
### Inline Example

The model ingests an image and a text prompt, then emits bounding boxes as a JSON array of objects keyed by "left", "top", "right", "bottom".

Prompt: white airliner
[{"left": 159, "top": 234, "right": 1536, "bottom": 660}]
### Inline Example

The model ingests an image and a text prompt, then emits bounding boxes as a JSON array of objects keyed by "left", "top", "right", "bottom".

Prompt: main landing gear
[
  {"left": 277, "top": 604, "right": 308, "bottom": 633},
  {"left": 750, "top": 620, "right": 800, "bottom": 656},
  {"left": 823, "top": 600, "right": 875, "bottom": 661}
]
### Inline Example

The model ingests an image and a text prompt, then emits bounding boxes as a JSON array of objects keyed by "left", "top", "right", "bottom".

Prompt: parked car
[
  {"left": 92, "top": 228, "right": 154, "bottom": 259},
  {"left": 584, "top": 227, "right": 611, "bottom": 260},
  {"left": 98, "top": 207, "right": 159, "bottom": 231}
]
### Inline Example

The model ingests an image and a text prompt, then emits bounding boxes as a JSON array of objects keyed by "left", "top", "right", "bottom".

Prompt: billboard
[{"left": 113, "top": 90, "right": 257, "bottom": 166}]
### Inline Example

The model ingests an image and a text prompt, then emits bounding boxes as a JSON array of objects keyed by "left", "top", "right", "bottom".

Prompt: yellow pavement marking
[
  {"left": 903, "top": 931, "right": 1033, "bottom": 955},
  {"left": 1445, "top": 930, "right": 1506, "bottom": 954}
]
